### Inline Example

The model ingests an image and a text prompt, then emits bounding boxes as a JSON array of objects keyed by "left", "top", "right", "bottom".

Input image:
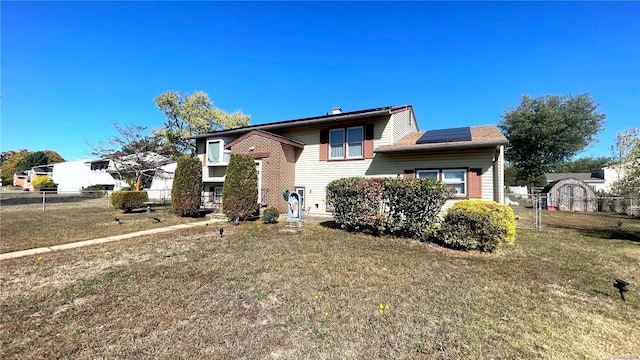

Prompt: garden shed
[{"left": 542, "top": 178, "right": 597, "bottom": 212}]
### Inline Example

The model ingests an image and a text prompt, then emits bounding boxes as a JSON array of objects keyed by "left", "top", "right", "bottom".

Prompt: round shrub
[
  {"left": 262, "top": 207, "right": 280, "bottom": 224},
  {"left": 111, "top": 190, "right": 149, "bottom": 212},
  {"left": 438, "top": 200, "right": 516, "bottom": 252},
  {"left": 31, "top": 175, "right": 55, "bottom": 190}
]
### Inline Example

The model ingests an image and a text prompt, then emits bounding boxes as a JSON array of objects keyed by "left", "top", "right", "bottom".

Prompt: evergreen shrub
[
  {"left": 438, "top": 200, "right": 516, "bottom": 252},
  {"left": 262, "top": 206, "right": 280, "bottom": 224},
  {"left": 111, "top": 190, "right": 148, "bottom": 212},
  {"left": 171, "top": 155, "right": 203, "bottom": 217},
  {"left": 223, "top": 154, "right": 258, "bottom": 221}
]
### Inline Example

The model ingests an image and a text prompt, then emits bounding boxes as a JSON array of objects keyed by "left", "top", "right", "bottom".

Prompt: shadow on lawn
[{"left": 544, "top": 223, "right": 640, "bottom": 242}]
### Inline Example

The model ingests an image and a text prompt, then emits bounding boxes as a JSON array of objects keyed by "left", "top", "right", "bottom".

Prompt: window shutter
[
  {"left": 364, "top": 124, "right": 374, "bottom": 159},
  {"left": 469, "top": 168, "right": 482, "bottom": 198},
  {"left": 403, "top": 169, "right": 415, "bottom": 179},
  {"left": 319, "top": 129, "right": 328, "bottom": 161}
]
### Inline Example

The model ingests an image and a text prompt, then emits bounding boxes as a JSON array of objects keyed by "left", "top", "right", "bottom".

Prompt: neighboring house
[
  {"left": 13, "top": 171, "right": 29, "bottom": 188},
  {"left": 189, "top": 105, "right": 509, "bottom": 215},
  {"left": 88, "top": 159, "right": 122, "bottom": 190},
  {"left": 27, "top": 165, "right": 54, "bottom": 191},
  {"left": 51, "top": 159, "right": 93, "bottom": 193},
  {"left": 148, "top": 162, "right": 177, "bottom": 201},
  {"left": 87, "top": 153, "right": 171, "bottom": 191},
  {"left": 542, "top": 165, "right": 627, "bottom": 194}
]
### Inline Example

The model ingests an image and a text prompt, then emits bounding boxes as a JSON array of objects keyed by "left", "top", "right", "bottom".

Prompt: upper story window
[
  {"left": 329, "top": 126, "right": 363, "bottom": 160},
  {"left": 207, "top": 140, "right": 231, "bottom": 165}
]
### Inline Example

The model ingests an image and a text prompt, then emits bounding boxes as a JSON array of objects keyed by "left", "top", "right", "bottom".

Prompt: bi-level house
[{"left": 190, "top": 105, "right": 508, "bottom": 215}]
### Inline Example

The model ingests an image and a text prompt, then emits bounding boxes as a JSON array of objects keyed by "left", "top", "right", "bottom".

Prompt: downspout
[{"left": 493, "top": 145, "right": 503, "bottom": 203}]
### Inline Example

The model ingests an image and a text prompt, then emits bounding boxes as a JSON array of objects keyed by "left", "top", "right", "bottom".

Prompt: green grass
[{"left": 0, "top": 221, "right": 638, "bottom": 359}]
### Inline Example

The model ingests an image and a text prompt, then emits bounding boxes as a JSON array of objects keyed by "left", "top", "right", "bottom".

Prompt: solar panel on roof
[{"left": 416, "top": 127, "right": 472, "bottom": 144}]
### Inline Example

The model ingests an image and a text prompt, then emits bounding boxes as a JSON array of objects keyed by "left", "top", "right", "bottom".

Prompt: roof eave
[
  {"left": 374, "top": 140, "right": 508, "bottom": 153},
  {"left": 188, "top": 107, "right": 399, "bottom": 140}
]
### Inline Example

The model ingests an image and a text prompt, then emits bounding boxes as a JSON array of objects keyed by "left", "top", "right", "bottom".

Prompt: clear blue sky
[{"left": 2, "top": 1, "right": 639, "bottom": 161}]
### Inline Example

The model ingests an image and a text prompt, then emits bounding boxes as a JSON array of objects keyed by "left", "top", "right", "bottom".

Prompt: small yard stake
[{"left": 42, "top": 192, "right": 46, "bottom": 212}]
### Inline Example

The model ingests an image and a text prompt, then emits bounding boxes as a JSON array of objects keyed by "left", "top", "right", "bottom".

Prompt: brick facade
[{"left": 228, "top": 134, "right": 299, "bottom": 213}]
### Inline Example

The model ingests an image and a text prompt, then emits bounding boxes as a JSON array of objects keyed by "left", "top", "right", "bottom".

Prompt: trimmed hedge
[
  {"left": 223, "top": 153, "right": 259, "bottom": 221},
  {"left": 172, "top": 155, "right": 203, "bottom": 217},
  {"left": 326, "top": 177, "right": 453, "bottom": 239},
  {"left": 111, "top": 190, "right": 148, "bottom": 212},
  {"left": 262, "top": 206, "right": 280, "bottom": 224},
  {"left": 438, "top": 200, "right": 516, "bottom": 252}
]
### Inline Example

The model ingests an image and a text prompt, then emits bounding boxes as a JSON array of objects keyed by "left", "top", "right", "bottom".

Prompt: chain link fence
[
  {"left": 507, "top": 193, "right": 640, "bottom": 240},
  {"left": 0, "top": 189, "right": 172, "bottom": 212}
]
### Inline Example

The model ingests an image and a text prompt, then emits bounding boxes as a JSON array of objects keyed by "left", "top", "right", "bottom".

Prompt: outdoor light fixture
[{"left": 613, "top": 279, "right": 629, "bottom": 301}]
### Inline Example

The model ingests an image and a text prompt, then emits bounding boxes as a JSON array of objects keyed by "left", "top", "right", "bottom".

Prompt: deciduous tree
[
  {"left": 498, "top": 94, "right": 605, "bottom": 187},
  {"left": 153, "top": 91, "right": 250, "bottom": 158},
  {"left": 1, "top": 149, "right": 30, "bottom": 185},
  {"left": 89, "top": 122, "right": 170, "bottom": 190},
  {"left": 611, "top": 128, "right": 640, "bottom": 195},
  {"left": 554, "top": 156, "right": 613, "bottom": 173}
]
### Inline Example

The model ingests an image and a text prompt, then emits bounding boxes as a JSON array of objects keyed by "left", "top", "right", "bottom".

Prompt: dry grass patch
[
  {"left": 0, "top": 204, "right": 205, "bottom": 253},
  {"left": 1, "top": 222, "right": 638, "bottom": 359}
]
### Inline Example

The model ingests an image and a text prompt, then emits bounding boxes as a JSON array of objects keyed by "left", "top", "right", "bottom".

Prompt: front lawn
[
  {"left": 1, "top": 222, "right": 638, "bottom": 358},
  {"left": 0, "top": 205, "right": 205, "bottom": 253}
]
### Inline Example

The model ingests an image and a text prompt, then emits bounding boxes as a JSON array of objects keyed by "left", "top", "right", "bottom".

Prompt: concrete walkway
[{"left": 0, "top": 219, "right": 226, "bottom": 261}]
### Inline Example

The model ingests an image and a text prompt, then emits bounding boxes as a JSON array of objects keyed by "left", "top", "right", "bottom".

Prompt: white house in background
[
  {"left": 88, "top": 159, "right": 125, "bottom": 190},
  {"left": 542, "top": 165, "right": 627, "bottom": 194},
  {"left": 51, "top": 159, "right": 93, "bottom": 193},
  {"left": 148, "top": 162, "right": 177, "bottom": 201}
]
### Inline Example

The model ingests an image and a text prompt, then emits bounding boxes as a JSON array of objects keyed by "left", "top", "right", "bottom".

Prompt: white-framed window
[
  {"left": 417, "top": 168, "right": 467, "bottom": 196},
  {"left": 207, "top": 140, "right": 231, "bottom": 165},
  {"left": 443, "top": 169, "right": 466, "bottom": 196},
  {"left": 328, "top": 126, "right": 363, "bottom": 159},
  {"left": 416, "top": 170, "right": 438, "bottom": 180}
]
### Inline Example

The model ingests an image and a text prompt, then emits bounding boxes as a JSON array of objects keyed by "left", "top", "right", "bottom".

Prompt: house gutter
[{"left": 374, "top": 140, "right": 509, "bottom": 153}]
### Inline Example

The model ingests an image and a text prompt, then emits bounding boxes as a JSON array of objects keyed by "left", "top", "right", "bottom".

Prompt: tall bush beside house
[
  {"left": 171, "top": 155, "right": 203, "bottom": 217},
  {"left": 31, "top": 175, "right": 55, "bottom": 190},
  {"left": 326, "top": 177, "right": 452, "bottom": 239},
  {"left": 438, "top": 200, "right": 516, "bottom": 252},
  {"left": 223, "top": 153, "right": 258, "bottom": 221}
]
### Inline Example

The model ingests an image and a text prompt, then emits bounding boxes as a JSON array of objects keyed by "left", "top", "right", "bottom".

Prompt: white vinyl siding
[{"left": 390, "top": 107, "right": 419, "bottom": 143}]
